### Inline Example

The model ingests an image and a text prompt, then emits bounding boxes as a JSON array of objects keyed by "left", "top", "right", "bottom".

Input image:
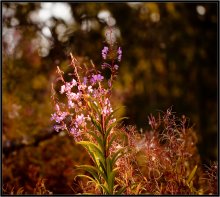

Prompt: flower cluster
[
  {"left": 101, "top": 46, "right": 122, "bottom": 71},
  {"left": 51, "top": 104, "right": 67, "bottom": 123},
  {"left": 102, "top": 98, "right": 113, "bottom": 116},
  {"left": 51, "top": 49, "right": 120, "bottom": 141},
  {"left": 90, "top": 74, "right": 104, "bottom": 85},
  {"left": 50, "top": 44, "right": 218, "bottom": 195},
  {"left": 60, "top": 79, "right": 77, "bottom": 94}
]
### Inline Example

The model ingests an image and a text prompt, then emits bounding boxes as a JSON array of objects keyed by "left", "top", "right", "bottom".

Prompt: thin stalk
[{"left": 100, "top": 112, "right": 114, "bottom": 195}]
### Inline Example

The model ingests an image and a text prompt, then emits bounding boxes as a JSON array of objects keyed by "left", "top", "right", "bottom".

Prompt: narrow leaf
[
  {"left": 75, "top": 174, "right": 97, "bottom": 184},
  {"left": 76, "top": 142, "right": 97, "bottom": 166},
  {"left": 91, "top": 116, "right": 102, "bottom": 134},
  {"left": 75, "top": 165, "right": 101, "bottom": 183},
  {"left": 106, "top": 157, "right": 112, "bottom": 176},
  {"left": 76, "top": 164, "right": 107, "bottom": 184},
  {"left": 99, "top": 160, "right": 107, "bottom": 180},
  {"left": 99, "top": 184, "right": 110, "bottom": 195},
  {"left": 105, "top": 117, "right": 128, "bottom": 141},
  {"left": 107, "top": 170, "right": 116, "bottom": 194},
  {"left": 187, "top": 165, "right": 198, "bottom": 185},
  {"left": 77, "top": 141, "right": 105, "bottom": 167},
  {"left": 111, "top": 147, "right": 126, "bottom": 167},
  {"left": 106, "top": 134, "right": 117, "bottom": 154},
  {"left": 88, "top": 99, "right": 101, "bottom": 115},
  {"left": 115, "top": 186, "right": 127, "bottom": 195},
  {"left": 134, "top": 183, "right": 142, "bottom": 195},
  {"left": 87, "top": 131, "right": 104, "bottom": 152}
]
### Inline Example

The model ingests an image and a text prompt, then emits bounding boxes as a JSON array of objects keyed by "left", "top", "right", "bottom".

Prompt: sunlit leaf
[{"left": 186, "top": 165, "right": 198, "bottom": 185}]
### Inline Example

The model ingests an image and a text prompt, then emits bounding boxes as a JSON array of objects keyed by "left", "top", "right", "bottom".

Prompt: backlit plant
[
  {"left": 51, "top": 40, "right": 218, "bottom": 195},
  {"left": 51, "top": 38, "right": 128, "bottom": 194}
]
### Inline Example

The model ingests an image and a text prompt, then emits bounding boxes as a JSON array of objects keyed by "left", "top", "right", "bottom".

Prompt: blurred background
[{"left": 2, "top": 2, "right": 218, "bottom": 194}]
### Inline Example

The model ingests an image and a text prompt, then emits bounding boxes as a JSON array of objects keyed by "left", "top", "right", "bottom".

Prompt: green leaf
[
  {"left": 105, "top": 106, "right": 127, "bottom": 126},
  {"left": 91, "top": 115, "right": 102, "bottom": 134},
  {"left": 77, "top": 141, "right": 105, "bottom": 169},
  {"left": 115, "top": 185, "right": 127, "bottom": 195},
  {"left": 106, "top": 158, "right": 118, "bottom": 194},
  {"left": 76, "top": 142, "right": 96, "bottom": 166},
  {"left": 105, "top": 117, "right": 128, "bottom": 141},
  {"left": 106, "top": 157, "right": 112, "bottom": 176},
  {"left": 98, "top": 160, "right": 107, "bottom": 178},
  {"left": 111, "top": 147, "right": 126, "bottom": 167},
  {"left": 105, "top": 126, "right": 114, "bottom": 142},
  {"left": 75, "top": 174, "right": 97, "bottom": 184},
  {"left": 88, "top": 99, "right": 101, "bottom": 115},
  {"left": 75, "top": 165, "right": 101, "bottom": 184},
  {"left": 76, "top": 141, "right": 109, "bottom": 182},
  {"left": 104, "top": 121, "right": 118, "bottom": 143},
  {"left": 76, "top": 164, "right": 107, "bottom": 186},
  {"left": 87, "top": 95, "right": 101, "bottom": 115},
  {"left": 115, "top": 116, "right": 129, "bottom": 124},
  {"left": 99, "top": 183, "right": 110, "bottom": 195},
  {"left": 87, "top": 131, "right": 104, "bottom": 152},
  {"left": 186, "top": 165, "right": 198, "bottom": 185},
  {"left": 106, "top": 134, "right": 117, "bottom": 154},
  {"left": 107, "top": 170, "right": 116, "bottom": 194}
]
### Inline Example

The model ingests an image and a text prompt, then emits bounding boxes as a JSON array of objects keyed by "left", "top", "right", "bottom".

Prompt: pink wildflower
[
  {"left": 75, "top": 114, "right": 85, "bottom": 126},
  {"left": 54, "top": 124, "right": 67, "bottom": 132},
  {"left": 90, "top": 74, "right": 104, "bottom": 84},
  {"left": 51, "top": 111, "right": 68, "bottom": 123},
  {"left": 117, "top": 47, "right": 122, "bottom": 62},
  {"left": 102, "top": 46, "right": 109, "bottom": 60}
]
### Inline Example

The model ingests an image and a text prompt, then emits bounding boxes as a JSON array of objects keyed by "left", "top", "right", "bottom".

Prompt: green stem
[{"left": 101, "top": 113, "right": 114, "bottom": 195}]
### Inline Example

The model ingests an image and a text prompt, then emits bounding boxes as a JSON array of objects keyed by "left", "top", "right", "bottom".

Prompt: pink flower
[
  {"left": 55, "top": 104, "right": 60, "bottom": 111},
  {"left": 71, "top": 79, "right": 77, "bottom": 86},
  {"left": 67, "top": 92, "right": 81, "bottom": 101},
  {"left": 90, "top": 74, "right": 104, "bottom": 84},
  {"left": 65, "top": 82, "right": 73, "bottom": 92},
  {"left": 88, "top": 86, "right": 93, "bottom": 93},
  {"left": 114, "top": 64, "right": 119, "bottom": 70},
  {"left": 117, "top": 47, "right": 122, "bottom": 62},
  {"left": 60, "top": 80, "right": 77, "bottom": 94},
  {"left": 75, "top": 114, "right": 85, "bottom": 126},
  {"left": 102, "top": 106, "right": 113, "bottom": 116},
  {"left": 83, "top": 77, "right": 87, "bottom": 85},
  {"left": 102, "top": 46, "right": 109, "bottom": 60},
  {"left": 68, "top": 100, "right": 75, "bottom": 108},
  {"left": 101, "top": 98, "right": 113, "bottom": 116},
  {"left": 70, "top": 127, "right": 81, "bottom": 141},
  {"left": 54, "top": 124, "right": 67, "bottom": 132},
  {"left": 51, "top": 111, "right": 68, "bottom": 123},
  {"left": 60, "top": 85, "right": 66, "bottom": 94},
  {"left": 108, "top": 80, "right": 112, "bottom": 87},
  {"left": 78, "top": 84, "right": 87, "bottom": 91}
]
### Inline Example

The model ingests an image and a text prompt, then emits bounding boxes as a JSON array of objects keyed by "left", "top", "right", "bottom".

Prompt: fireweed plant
[
  {"left": 51, "top": 46, "right": 218, "bottom": 194},
  {"left": 51, "top": 43, "right": 127, "bottom": 194}
]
